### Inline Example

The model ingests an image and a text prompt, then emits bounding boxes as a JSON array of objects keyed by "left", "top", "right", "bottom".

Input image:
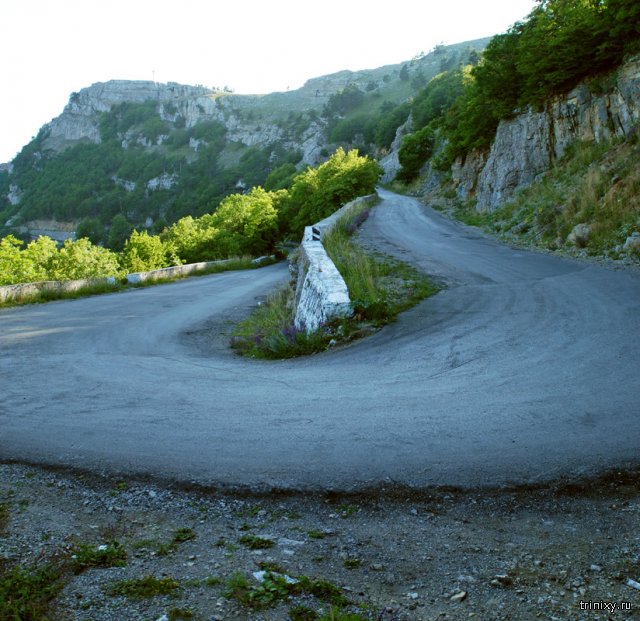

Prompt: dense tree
[
  {"left": 107, "top": 214, "right": 133, "bottom": 251},
  {"left": 120, "top": 230, "right": 176, "bottom": 273},
  {"left": 0, "top": 235, "right": 120, "bottom": 285},
  {"left": 282, "top": 148, "right": 382, "bottom": 238},
  {"left": 49, "top": 238, "right": 121, "bottom": 280},
  {"left": 264, "top": 163, "right": 297, "bottom": 191},
  {"left": 411, "top": 69, "right": 468, "bottom": 131},
  {"left": 323, "top": 84, "right": 365, "bottom": 117},
  {"left": 76, "top": 217, "right": 104, "bottom": 245},
  {"left": 430, "top": 0, "right": 640, "bottom": 166},
  {"left": 397, "top": 126, "right": 435, "bottom": 181},
  {"left": 210, "top": 187, "right": 283, "bottom": 256}
]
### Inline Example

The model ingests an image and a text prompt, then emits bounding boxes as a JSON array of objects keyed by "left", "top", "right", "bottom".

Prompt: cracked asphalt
[{"left": 1, "top": 189, "right": 639, "bottom": 490}]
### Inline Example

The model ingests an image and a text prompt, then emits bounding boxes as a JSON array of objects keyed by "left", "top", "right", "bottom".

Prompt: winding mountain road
[{"left": 1, "top": 189, "right": 639, "bottom": 491}]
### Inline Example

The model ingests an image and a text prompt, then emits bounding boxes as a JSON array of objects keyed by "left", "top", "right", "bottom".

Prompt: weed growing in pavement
[
  {"left": 171, "top": 527, "right": 196, "bottom": 544},
  {"left": 224, "top": 570, "right": 350, "bottom": 611},
  {"left": 0, "top": 562, "right": 65, "bottom": 621},
  {"left": 0, "top": 504, "right": 8, "bottom": 533},
  {"left": 108, "top": 574, "right": 181, "bottom": 598},
  {"left": 343, "top": 558, "right": 362, "bottom": 569},
  {"left": 290, "top": 604, "right": 319, "bottom": 620},
  {"left": 204, "top": 574, "right": 222, "bottom": 587},
  {"left": 336, "top": 503, "right": 359, "bottom": 518},
  {"left": 131, "top": 527, "right": 195, "bottom": 558},
  {"left": 258, "top": 560, "right": 287, "bottom": 573},
  {"left": 168, "top": 607, "right": 194, "bottom": 620},
  {"left": 238, "top": 534, "right": 275, "bottom": 549},
  {"left": 70, "top": 541, "right": 127, "bottom": 573}
]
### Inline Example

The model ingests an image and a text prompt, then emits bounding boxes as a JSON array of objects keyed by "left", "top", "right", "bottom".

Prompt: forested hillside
[
  {"left": 2, "top": 0, "right": 639, "bottom": 285},
  {"left": 393, "top": 0, "right": 640, "bottom": 180},
  {"left": 0, "top": 39, "right": 487, "bottom": 249},
  {"left": 0, "top": 149, "right": 381, "bottom": 285}
]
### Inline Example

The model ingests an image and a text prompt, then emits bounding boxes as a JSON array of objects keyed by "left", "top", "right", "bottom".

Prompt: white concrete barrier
[
  {"left": 293, "top": 240, "right": 351, "bottom": 332},
  {"left": 292, "top": 194, "right": 378, "bottom": 332}
]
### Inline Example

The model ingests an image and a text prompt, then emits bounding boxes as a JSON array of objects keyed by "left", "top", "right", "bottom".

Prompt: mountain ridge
[{"left": 0, "top": 37, "right": 489, "bottom": 243}]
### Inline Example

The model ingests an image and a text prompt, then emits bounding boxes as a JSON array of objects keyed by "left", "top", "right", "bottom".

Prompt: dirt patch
[{"left": 1, "top": 463, "right": 638, "bottom": 620}]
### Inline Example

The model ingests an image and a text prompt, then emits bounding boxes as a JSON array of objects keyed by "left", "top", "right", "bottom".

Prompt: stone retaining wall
[
  {"left": 125, "top": 259, "right": 233, "bottom": 284},
  {"left": 292, "top": 194, "right": 377, "bottom": 332},
  {"left": 0, "top": 277, "right": 115, "bottom": 304},
  {"left": 0, "top": 258, "right": 238, "bottom": 304}
]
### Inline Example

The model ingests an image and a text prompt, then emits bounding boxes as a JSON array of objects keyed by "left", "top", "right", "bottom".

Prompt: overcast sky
[{"left": 0, "top": 0, "right": 537, "bottom": 163}]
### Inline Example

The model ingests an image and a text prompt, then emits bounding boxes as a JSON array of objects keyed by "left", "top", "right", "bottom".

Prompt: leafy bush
[
  {"left": 0, "top": 563, "right": 64, "bottom": 621},
  {"left": 281, "top": 148, "right": 382, "bottom": 239},
  {"left": 121, "top": 230, "right": 176, "bottom": 272},
  {"left": 397, "top": 126, "right": 435, "bottom": 181},
  {"left": 210, "top": 187, "right": 283, "bottom": 256},
  {"left": 0, "top": 235, "right": 121, "bottom": 285}
]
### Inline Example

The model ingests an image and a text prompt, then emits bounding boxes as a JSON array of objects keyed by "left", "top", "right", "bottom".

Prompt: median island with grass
[{"left": 230, "top": 200, "right": 438, "bottom": 359}]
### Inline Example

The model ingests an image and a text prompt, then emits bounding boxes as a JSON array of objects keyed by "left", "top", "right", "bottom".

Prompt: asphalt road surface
[{"left": 2, "top": 189, "right": 639, "bottom": 491}]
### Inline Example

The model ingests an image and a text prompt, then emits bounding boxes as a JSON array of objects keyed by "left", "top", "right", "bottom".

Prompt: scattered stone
[
  {"left": 623, "top": 234, "right": 640, "bottom": 253},
  {"left": 450, "top": 590, "right": 467, "bottom": 602},
  {"left": 278, "top": 537, "right": 305, "bottom": 547},
  {"left": 372, "top": 563, "right": 384, "bottom": 571},
  {"left": 491, "top": 574, "right": 513, "bottom": 587},
  {"left": 567, "top": 223, "right": 591, "bottom": 247},
  {"left": 407, "top": 592, "right": 419, "bottom": 599},
  {"left": 253, "top": 570, "right": 297, "bottom": 584},
  {"left": 627, "top": 578, "right": 640, "bottom": 590},
  {"left": 590, "top": 564, "right": 602, "bottom": 572}
]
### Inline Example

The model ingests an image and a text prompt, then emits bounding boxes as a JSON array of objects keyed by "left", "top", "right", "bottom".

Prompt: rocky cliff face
[
  {"left": 452, "top": 55, "right": 640, "bottom": 210},
  {"left": 44, "top": 81, "right": 211, "bottom": 150},
  {"left": 42, "top": 79, "right": 328, "bottom": 166}
]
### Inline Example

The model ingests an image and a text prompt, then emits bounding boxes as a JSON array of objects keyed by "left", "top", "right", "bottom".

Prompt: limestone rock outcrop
[{"left": 452, "top": 55, "right": 640, "bottom": 210}]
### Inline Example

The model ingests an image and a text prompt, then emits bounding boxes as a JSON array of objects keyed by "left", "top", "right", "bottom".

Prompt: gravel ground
[{"left": 1, "top": 462, "right": 639, "bottom": 620}]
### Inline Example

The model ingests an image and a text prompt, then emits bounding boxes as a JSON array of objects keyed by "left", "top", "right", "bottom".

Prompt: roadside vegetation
[
  {"left": 230, "top": 201, "right": 437, "bottom": 359},
  {"left": 0, "top": 148, "right": 380, "bottom": 288},
  {"left": 0, "top": 256, "right": 264, "bottom": 308},
  {"left": 391, "top": 0, "right": 640, "bottom": 180},
  {"left": 443, "top": 138, "right": 640, "bottom": 260}
]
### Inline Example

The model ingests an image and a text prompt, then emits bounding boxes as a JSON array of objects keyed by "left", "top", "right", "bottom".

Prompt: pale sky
[{"left": 0, "top": 0, "right": 537, "bottom": 163}]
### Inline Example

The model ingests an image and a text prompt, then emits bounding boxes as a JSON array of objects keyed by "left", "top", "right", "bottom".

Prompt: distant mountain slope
[{"left": 0, "top": 38, "right": 489, "bottom": 246}]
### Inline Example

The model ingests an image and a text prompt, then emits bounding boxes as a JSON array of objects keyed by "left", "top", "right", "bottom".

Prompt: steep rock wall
[
  {"left": 452, "top": 55, "right": 640, "bottom": 210},
  {"left": 41, "top": 80, "right": 327, "bottom": 166}
]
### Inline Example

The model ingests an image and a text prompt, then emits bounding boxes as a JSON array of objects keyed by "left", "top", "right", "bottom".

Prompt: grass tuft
[
  {"left": 0, "top": 563, "right": 64, "bottom": 621},
  {"left": 71, "top": 541, "right": 127, "bottom": 573},
  {"left": 0, "top": 504, "right": 9, "bottom": 534},
  {"left": 238, "top": 534, "right": 275, "bottom": 550},
  {"left": 108, "top": 574, "right": 181, "bottom": 598}
]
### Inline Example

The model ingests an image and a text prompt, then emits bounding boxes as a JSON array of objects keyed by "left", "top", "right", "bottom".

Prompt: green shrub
[
  {"left": 0, "top": 563, "right": 64, "bottom": 621},
  {"left": 71, "top": 541, "right": 127, "bottom": 573},
  {"left": 108, "top": 575, "right": 181, "bottom": 598},
  {"left": 281, "top": 148, "right": 382, "bottom": 239}
]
